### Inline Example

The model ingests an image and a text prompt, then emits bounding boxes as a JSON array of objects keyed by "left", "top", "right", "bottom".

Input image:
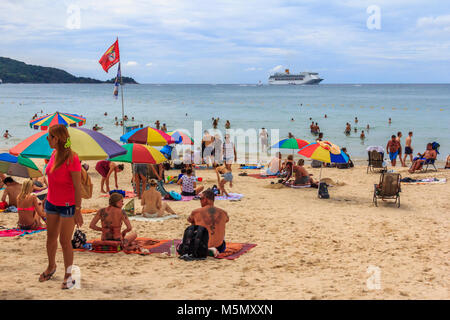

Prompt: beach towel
[
  {"left": 216, "top": 243, "right": 257, "bottom": 260},
  {"left": 160, "top": 240, "right": 256, "bottom": 260},
  {"left": 74, "top": 238, "right": 170, "bottom": 255},
  {"left": 129, "top": 214, "right": 179, "bottom": 222},
  {"left": 247, "top": 174, "right": 278, "bottom": 179},
  {"left": 402, "top": 178, "right": 446, "bottom": 185},
  {"left": 239, "top": 166, "right": 264, "bottom": 169},
  {"left": 0, "top": 227, "right": 46, "bottom": 238},
  {"left": 100, "top": 191, "right": 136, "bottom": 199},
  {"left": 215, "top": 193, "right": 244, "bottom": 201},
  {"left": 81, "top": 208, "right": 97, "bottom": 214},
  {"left": 162, "top": 195, "right": 196, "bottom": 202},
  {"left": 285, "top": 183, "right": 311, "bottom": 188}
]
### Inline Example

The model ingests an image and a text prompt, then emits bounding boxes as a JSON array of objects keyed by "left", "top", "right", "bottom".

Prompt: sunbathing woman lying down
[{"left": 89, "top": 192, "right": 138, "bottom": 251}]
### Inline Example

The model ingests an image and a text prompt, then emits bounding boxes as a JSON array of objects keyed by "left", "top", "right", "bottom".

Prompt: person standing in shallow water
[{"left": 39, "top": 124, "right": 83, "bottom": 290}]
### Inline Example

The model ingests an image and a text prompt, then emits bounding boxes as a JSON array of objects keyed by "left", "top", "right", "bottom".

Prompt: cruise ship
[{"left": 268, "top": 69, "right": 323, "bottom": 85}]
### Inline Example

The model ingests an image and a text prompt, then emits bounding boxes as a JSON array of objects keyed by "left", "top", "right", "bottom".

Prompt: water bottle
[{"left": 170, "top": 240, "right": 176, "bottom": 257}]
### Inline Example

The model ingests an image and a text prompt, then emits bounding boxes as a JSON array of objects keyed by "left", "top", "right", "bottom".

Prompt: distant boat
[
  {"left": 268, "top": 69, "right": 323, "bottom": 85},
  {"left": 257, "top": 80, "right": 263, "bottom": 86}
]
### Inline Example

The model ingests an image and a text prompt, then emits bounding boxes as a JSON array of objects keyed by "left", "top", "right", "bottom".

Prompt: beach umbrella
[
  {"left": 29, "top": 112, "right": 86, "bottom": 130},
  {"left": 0, "top": 153, "right": 42, "bottom": 178},
  {"left": 271, "top": 138, "right": 309, "bottom": 150},
  {"left": 9, "top": 127, "right": 127, "bottom": 160},
  {"left": 298, "top": 140, "right": 349, "bottom": 197},
  {"left": 120, "top": 127, "right": 175, "bottom": 146},
  {"left": 108, "top": 143, "right": 167, "bottom": 164},
  {"left": 167, "top": 130, "right": 194, "bottom": 145}
]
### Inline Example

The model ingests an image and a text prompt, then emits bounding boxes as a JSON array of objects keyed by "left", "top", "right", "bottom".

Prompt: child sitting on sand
[
  {"left": 89, "top": 193, "right": 138, "bottom": 251},
  {"left": 215, "top": 164, "right": 233, "bottom": 197}
]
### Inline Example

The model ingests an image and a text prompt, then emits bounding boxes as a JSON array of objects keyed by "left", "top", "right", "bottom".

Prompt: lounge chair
[
  {"left": 422, "top": 158, "right": 437, "bottom": 172},
  {"left": 367, "top": 150, "right": 387, "bottom": 174},
  {"left": 373, "top": 172, "right": 401, "bottom": 208}
]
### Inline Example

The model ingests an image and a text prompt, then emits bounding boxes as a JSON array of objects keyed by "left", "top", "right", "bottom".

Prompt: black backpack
[
  {"left": 318, "top": 182, "right": 330, "bottom": 199},
  {"left": 177, "top": 225, "right": 209, "bottom": 260}
]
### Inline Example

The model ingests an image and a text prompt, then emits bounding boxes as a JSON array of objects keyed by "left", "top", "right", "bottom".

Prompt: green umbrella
[{"left": 0, "top": 153, "right": 42, "bottom": 178}]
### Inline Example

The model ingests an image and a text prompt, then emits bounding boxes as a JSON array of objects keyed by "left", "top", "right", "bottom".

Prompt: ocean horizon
[{"left": 1, "top": 83, "right": 448, "bottom": 161}]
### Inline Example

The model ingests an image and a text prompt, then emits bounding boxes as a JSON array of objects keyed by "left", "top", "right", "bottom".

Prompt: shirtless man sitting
[
  {"left": 386, "top": 135, "right": 401, "bottom": 167},
  {"left": 292, "top": 159, "right": 317, "bottom": 185},
  {"left": 141, "top": 180, "right": 177, "bottom": 217},
  {"left": 187, "top": 189, "right": 229, "bottom": 257},
  {"left": 1, "top": 177, "right": 22, "bottom": 207},
  {"left": 408, "top": 143, "right": 437, "bottom": 173},
  {"left": 89, "top": 193, "right": 138, "bottom": 251}
]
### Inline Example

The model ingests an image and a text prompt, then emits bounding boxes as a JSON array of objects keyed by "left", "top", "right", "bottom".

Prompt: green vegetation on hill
[
  {"left": 0, "top": 57, "right": 137, "bottom": 84},
  {"left": 105, "top": 76, "right": 138, "bottom": 84}
]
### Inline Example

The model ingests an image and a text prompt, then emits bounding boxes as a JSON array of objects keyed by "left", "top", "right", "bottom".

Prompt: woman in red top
[{"left": 39, "top": 124, "right": 83, "bottom": 289}]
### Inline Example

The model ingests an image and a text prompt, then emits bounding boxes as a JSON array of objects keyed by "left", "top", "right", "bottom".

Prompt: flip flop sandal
[
  {"left": 39, "top": 268, "right": 56, "bottom": 282},
  {"left": 61, "top": 279, "right": 76, "bottom": 290}
]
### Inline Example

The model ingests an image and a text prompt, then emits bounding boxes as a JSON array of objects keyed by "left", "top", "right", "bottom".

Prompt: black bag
[
  {"left": 318, "top": 182, "right": 330, "bottom": 199},
  {"left": 177, "top": 225, "right": 209, "bottom": 260},
  {"left": 72, "top": 228, "right": 87, "bottom": 249}
]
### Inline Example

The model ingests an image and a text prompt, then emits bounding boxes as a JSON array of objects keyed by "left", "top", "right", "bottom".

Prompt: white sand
[{"left": 0, "top": 160, "right": 449, "bottom": 300}]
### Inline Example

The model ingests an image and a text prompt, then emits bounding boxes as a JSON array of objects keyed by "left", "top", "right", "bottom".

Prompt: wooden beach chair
[
  {"left": 373, "top": 172, "right": 401, "bottom": 208},
  {"left": 367, "top": 150, "right": 387, "bottom": 174}
]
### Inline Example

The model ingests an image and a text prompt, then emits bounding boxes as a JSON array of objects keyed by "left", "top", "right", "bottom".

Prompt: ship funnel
[{"left": 285, "top": 69, "right": 290, "bottom": 74}]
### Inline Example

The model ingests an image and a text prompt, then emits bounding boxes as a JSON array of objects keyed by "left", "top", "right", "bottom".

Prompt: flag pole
[{"left": 120, "top": 61, "right": 125, "bottom": 135}]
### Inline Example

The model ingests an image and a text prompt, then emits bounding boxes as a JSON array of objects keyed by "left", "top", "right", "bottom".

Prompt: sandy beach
[{"left": 0, "top": 159, "right": 448, "bottom": 300}]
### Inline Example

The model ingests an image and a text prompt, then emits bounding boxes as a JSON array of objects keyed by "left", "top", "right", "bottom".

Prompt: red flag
[{"left": 99, "top": 40, "right": 120, "bottom": 72}]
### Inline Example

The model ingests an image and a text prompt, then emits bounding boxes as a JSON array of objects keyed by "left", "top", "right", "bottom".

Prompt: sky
[{"left": 0, "top": 0, "right": 449, "bottom": 84}]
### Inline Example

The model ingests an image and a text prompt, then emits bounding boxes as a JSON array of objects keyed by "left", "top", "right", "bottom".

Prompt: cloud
[
  {"left": 126, "top": 61, "right": 138, "bottom": 66},
  {"left": 269, "top": 65, "right": 284, "bottom": 73},
  {"left": 417, "top": 15, "right": 450, "bottom": 29}
]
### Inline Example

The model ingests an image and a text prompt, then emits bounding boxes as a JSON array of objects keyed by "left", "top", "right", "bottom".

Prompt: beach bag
[
  {"left": 169, "top": 191, "right": 182, "bottom": 201},
  {"left": 177, "top": 225, "right": 209, "bottom": 259},
  {"left": 72, "top": 228, "right": 87, "bottom": 249},
  {"left": 318, "top": 183, "right": 330, "bottom": 199},
  {"left": 123, "top": 199, "right": 135, "bottom": 216},
  {"left": 80, "top": 166, "right": 93, "bottom": 199}
]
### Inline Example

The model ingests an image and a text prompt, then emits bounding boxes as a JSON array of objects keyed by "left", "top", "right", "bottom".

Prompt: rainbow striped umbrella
[
  {"left": 298, "top": 140, "right": 348, "bottom": 198},
  {"left": 0, "top": 153, "right": 42, "bottom": 178},
  {"left": 271, "top": 138, "right": 309, "bottom": 150},
  {"left": 9, "top": 127, "right": 127, "bottom": 160},
  {"left": 29, "top": 112, "right": 86, "bottom": 130},
  {"left": 120, "top": 127, "right": 175, "bottom": 146},
  {"left": 297, "top": 141, "right": 349, "bottom": 163},
  {"left": 109, "top": 143, "right": 167, "bottom": 164},
  {"left": 167, "top": 130, "right": 194, "bottom": 145}
]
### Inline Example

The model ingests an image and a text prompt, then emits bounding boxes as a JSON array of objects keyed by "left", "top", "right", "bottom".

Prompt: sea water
[{"left": 0, "top": 83, "right": 448, "bottom": 160}]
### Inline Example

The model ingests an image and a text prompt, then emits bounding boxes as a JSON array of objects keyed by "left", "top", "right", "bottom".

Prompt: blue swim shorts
[{"left": 389, "top": 151, "right": 399, "bottom": 161}]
